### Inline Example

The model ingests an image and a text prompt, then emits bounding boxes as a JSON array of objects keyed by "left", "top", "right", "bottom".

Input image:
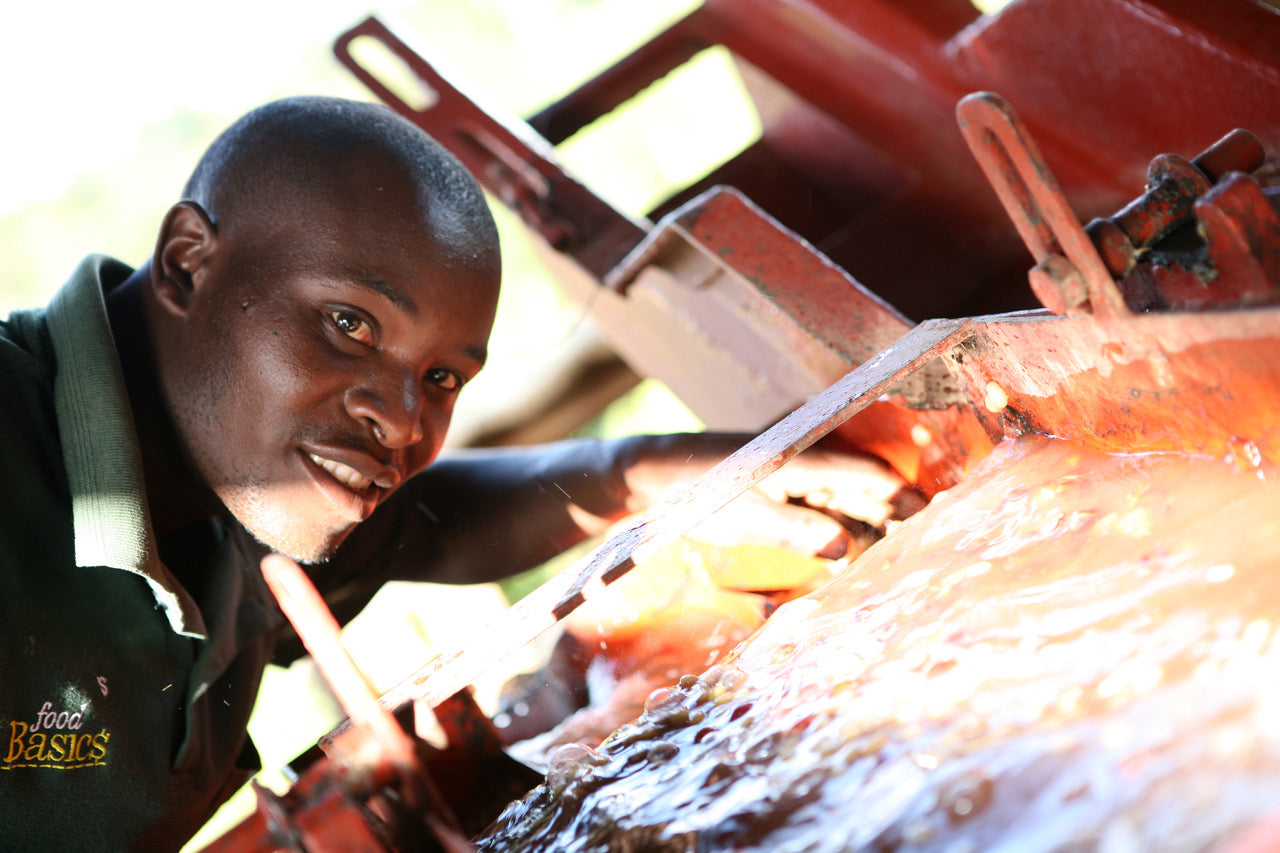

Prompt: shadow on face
[{"left": 151, "top": 139, "right": 502, "bottom": 562}]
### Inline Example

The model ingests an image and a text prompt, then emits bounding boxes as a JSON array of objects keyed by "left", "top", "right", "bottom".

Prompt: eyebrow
[
  {"left": 344, "top": 277, "right": 488, "bottom": 367},
  {"left": 356, "top": 277, "right": 418, "bottom": 316}
]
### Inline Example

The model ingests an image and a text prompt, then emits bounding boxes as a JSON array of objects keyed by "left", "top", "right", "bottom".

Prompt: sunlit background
[
  {"left": 1, "top": 0, "right": 739, "bottom": 445},
  {"left": 1, "top": 0, "right": 720, "bottom": 311},
  {"left": 1, "top": 0, "right": 1009, "bottom": 844}
]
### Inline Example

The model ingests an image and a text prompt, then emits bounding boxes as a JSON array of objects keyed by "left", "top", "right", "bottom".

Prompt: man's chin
[
  {"left": 245, "top": 519, "right": 354, "bottom": 566},
  {"left": 274, "top": 543, "right": 338, "bottom": 566},
  {"left": 219, "top": 489, "right": 357, "bottom": 565}
]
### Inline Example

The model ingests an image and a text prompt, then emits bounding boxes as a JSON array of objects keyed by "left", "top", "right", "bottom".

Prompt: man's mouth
[{"left": 308, "top": 452, "right": 374, "bottom": 492}]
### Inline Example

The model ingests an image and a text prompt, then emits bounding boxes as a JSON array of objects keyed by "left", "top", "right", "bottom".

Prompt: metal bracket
[
  {"left": 957, "top": 91, "right": 1129, "bottom": 319},
  {"left": 334, "top": 16, "right": 649, "bottom": 279}
]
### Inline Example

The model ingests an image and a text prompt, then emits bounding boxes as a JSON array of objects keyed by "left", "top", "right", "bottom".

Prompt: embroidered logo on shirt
[{"left": 3, "top": 700, "right": 110, "bottom": 771}]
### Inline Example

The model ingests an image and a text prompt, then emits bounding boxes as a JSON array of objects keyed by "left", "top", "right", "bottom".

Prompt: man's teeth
[{"left": 309, "top": 453, "right": 373, "bottom": 491}]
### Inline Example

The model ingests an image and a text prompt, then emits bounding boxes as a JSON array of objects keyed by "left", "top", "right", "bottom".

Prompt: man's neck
[{"left": 105, "top": 263, "right": 222, "bottom": 534}]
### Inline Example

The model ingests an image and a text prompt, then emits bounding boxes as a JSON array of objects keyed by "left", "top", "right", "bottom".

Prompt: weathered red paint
[
  {"left": 337, "top": 0, "right": 1280, "bottom": 320},
  {"left": 205, "top": 0, "right": 1280, "bottom": 846}
]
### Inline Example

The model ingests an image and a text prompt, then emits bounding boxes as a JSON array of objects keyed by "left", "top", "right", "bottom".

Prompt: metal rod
[{"left": 368, "top": 317, "right": 968, "bottom": 716}]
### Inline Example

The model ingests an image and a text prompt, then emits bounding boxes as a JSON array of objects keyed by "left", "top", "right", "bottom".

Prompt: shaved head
[{"left": 182, "top": 95, "right": 497, "bottom": 270}]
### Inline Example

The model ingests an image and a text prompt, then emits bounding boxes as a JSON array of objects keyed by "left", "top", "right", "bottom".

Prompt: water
[{"left": 479, "top": 435, "right": 1280, "bottom": 852}]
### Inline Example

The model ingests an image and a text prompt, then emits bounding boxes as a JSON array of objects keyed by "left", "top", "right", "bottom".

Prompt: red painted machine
[{"left": 204, "top": 0, "right": 1280, "bottom": 849}]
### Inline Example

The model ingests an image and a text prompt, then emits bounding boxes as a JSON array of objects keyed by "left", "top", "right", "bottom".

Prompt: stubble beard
[
  {"left": 220, "top": 478, "right": 351, "bottom": 565},
  {"left": 167, "top": 333, "right": 349, "bottom": 565}
]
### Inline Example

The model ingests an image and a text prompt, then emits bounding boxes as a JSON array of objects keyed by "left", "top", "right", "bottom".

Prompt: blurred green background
[{"left": 2, "top": 0, "right": 693, "bottom": 310}]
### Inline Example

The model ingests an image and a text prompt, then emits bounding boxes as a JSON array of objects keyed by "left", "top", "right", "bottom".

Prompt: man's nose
[{"left": 344, "top": 377, "right": 426, "bottom": 449}]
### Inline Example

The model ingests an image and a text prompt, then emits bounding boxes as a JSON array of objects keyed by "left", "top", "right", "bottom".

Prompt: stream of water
[{"left": 479, "top": 435, "right": 1280, "bottom": 851}]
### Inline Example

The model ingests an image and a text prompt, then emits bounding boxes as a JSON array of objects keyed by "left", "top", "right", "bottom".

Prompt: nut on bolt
[{"left": 1028, "top": 253, "right": 1088, "bottom": 315}]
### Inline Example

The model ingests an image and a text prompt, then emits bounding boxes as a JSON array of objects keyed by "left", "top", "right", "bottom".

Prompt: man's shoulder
[
  {"left": 0, "top": 306, "right": 54, "bottom": 384},
  {"left": 0, "top": 309, "right": 59, "bottom": 450}
]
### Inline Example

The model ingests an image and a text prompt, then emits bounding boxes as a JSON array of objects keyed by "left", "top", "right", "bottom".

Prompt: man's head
[{"left": 146, "top": 96, "right": 501, "bottom": 562}]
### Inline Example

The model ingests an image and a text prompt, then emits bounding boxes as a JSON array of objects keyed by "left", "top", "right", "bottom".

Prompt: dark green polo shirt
[{"left": 0, "top": 256, "right": 280, "bottom": 850}]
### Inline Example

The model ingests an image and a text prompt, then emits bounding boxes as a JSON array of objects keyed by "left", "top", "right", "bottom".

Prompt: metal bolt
[{"left": 1028, "top": 254, "right": 1088, "bottom": 315}]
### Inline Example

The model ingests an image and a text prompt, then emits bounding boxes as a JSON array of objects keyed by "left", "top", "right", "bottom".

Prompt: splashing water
[{"left": 479, "top": 435, "right": 1280, "bottom": 852}]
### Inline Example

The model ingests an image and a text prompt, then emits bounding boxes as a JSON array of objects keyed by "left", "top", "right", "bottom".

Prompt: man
[{"left": 0, "top": 96, "right": 910, "bottom": 848}]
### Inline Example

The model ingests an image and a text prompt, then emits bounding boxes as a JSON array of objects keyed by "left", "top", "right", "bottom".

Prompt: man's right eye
[{"left": 329, "top": 310, "right": 375, "bottom": 346}]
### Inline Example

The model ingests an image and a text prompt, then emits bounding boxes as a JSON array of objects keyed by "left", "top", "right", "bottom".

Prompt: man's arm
[
  {"left": 363, "top": 432, "right": 748, "bottom": 586},
  {"left": 279, "top": 431, "right": 914, "bottom": 662},
  {"left": 291, "top": 434, "right": 742, "bottom": 642},
  {"left": 341, "top": 431, "right": 914, "bottom": 586}
]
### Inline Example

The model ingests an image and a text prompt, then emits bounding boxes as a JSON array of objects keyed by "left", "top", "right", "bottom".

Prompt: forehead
[{"left": 230, "top": 152, "right": 501, "bottom": 306}]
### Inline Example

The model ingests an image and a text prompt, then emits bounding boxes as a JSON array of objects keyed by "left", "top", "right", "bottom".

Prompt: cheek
[
  {"left": 408, "top": 409, "right": 454, "bottom": 475},
  {"left": 253, "top": 332, "right": 319, "bottom": 397},
  {"left": 208, "top": 315, "right": 338, "bottom": 435}
]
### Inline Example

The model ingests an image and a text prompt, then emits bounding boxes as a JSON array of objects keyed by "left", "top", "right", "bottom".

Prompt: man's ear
[{"left": 152, "top": 201, "right": 218, "bottom": 318}]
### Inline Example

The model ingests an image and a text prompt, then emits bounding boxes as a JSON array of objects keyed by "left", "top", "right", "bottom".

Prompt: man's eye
[
  {"left": 330, "top": 310, "right": 374, "bottom": 346},
  {"left": 425, "top": 368, "right": 463, "bottom": 392}
]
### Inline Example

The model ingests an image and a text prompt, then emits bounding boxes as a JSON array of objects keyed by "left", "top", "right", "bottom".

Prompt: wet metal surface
[
  {"left": 478, "top": 436, "right": 1280, "bottom": 851},
  {"left": 370, "top": 319, "right": 967, "bottom": 717}
]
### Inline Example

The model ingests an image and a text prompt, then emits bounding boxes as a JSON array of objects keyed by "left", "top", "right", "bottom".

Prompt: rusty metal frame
[
  {"left": 206, "top": 77, "right": 1280, "bottom": 844},
  {"left": 333, "top": 16, "right": 648, "bottom": 280},
  {"left": 357, "top": 86, "right": 1280, "bottom": 721},
  {"left": 207, "top": 1, "right": 1280, "bottom": 841}
]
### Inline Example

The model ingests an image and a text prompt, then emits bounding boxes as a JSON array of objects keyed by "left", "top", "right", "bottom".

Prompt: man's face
[{"left": 160, "top": 161, "right": 500, "bottom": 562}]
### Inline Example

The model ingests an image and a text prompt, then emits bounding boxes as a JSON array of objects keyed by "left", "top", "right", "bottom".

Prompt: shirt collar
[{"left": 44, "top": 254, "right": 206, "bottom": 638}]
